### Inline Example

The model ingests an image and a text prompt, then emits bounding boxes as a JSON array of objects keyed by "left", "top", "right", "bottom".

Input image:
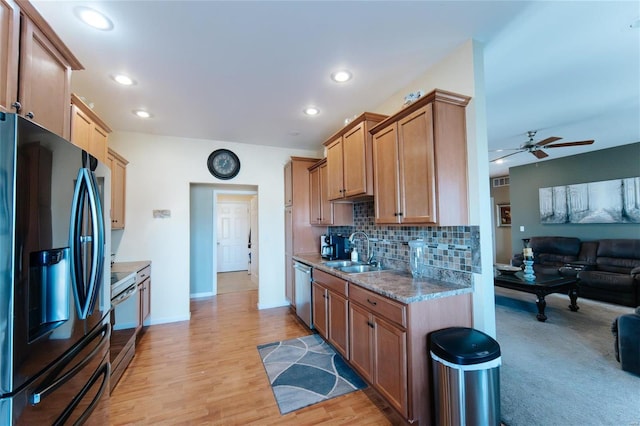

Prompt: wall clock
[{"left": 207, "top": 149, "right": 240, "bottom": 180}]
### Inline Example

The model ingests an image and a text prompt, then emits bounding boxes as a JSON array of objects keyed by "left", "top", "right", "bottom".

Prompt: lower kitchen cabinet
[
  {"left": 312, "top": 269, "right": 349, "bottom": 358},
  {"left": 137, "top": 264, "right": 151, "bottom": 335},
  {"left": 349, "top": 288, "right": 408, "bottom": 416}
]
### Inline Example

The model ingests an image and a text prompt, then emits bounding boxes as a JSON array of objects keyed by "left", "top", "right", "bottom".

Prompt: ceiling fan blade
[
  {"left": 535, "top": 136, "right": 562, "bottom": 147},
  {"left": 545, "top": 140, "right": 595, "bottom": 148},
  {"left": 491, "top": 150, "right": 523, "bottom": 162},
  {"left": 532, "top": 150, "right": 549, "bottom": 159}
]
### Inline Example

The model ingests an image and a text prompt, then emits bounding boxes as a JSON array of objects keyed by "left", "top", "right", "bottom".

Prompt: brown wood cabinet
[
  {"left": 323, "top": 113, "right": 387, "bottom": 201},
  {"left": 137, "top": 264, "right": 151, "bottom": 334},
  {"left": 308, "top": 159, "right": 353, "bottom": 226},
  {"left": 283, "top": 157, "right": 323, "bottom": 306},
  {"left": 312, "top": 269, "right": 349, "bottom": 358},
  {"left": 349, "top": 284, "right": 408, "bottom": 416},
  {"left": 70, "top": 93, "right": 111, "bottom": 164},
  {"left": 371, "top": 89, "right": 471, "bottom": 226},
  {"left": 107, "top": 148, "right": 128, "bottom": 230},
  {"left": 0, "top": 1, "right": 83, "bottom": 137}
]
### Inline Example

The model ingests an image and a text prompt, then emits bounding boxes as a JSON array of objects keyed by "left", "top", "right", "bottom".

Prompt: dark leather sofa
[{"left": 512, "top": 237, "right": 640, "bottom": 307}]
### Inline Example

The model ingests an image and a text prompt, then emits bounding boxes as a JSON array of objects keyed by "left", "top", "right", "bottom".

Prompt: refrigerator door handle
[
  {"left": 53, "top": 361, "right": 110, "bottom": 426},
  {"left": 69, "top": 168, "right": 105, "bottom": 319},
  {"left": 30, "top": 323, "right": 110, "bottom": 405}
]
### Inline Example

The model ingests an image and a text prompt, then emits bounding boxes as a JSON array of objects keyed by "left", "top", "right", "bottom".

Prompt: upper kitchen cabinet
[
  {"left": 0, "top": 0, "right": 82, "bottom": 138},
  {"left": 324, "top": 113, "right": 388, "bottom": 201},
  {"left": 108, "top": 148, "right": 128, "bottom": 230},
  {"left": 308, "top": 159, "right": 353, "bottom": 226},
  {"left": 70, "top": 93, "right": 112, "bottom": 164},
  {"left": 371, "top": 89, "right": 470, "bottom": 226}
]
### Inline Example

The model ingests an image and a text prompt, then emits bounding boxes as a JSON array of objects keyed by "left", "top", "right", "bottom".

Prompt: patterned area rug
[{"left": 257, "top": 334, "right": 367, "bottom": 414}]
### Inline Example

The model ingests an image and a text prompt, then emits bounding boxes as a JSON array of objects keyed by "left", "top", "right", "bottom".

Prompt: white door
[{"left": 217, "top": 201, "right": 250, "bottom": 272}]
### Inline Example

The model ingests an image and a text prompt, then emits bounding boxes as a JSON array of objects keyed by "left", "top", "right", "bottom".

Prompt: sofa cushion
[
  {"left": 578, "top": 270, "right": 636, "bottom": 292},
  {"left": 596, "top": 239, "right": 640, "bottom": 274},
  {"left": 530, "top": 236, "right": 582, "bottom": 257}
]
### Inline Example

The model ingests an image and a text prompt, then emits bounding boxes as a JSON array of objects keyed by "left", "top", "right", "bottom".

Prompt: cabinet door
[
  {"left": 342, "top": 122, "right": 367, "bottom": 197},
  {"left": 373, "top": 123, "right": 401, "bottom": 224},
  {"left": 111, "top": 157, "right": 126, "bottom": 229},
  {"left": 70, "top": 104, "right": 91, "bottom": 151},
  {"left": 91, "top": 124, "right": 108, "bottom": 164},
  {"left": 319, "top": 162, "right": 335, "bottom": 225},
  {"left": 18, "top": 16, "right": 71, "bottom": 138},
  {"left": 284, "top": 161, "right": 293, "bottom": 206},
  {"left": 349, "top": 302, "right": 373, "bottom": 383},
  {"left": 0, "top": 0, "right": 19, "bottom": 114},
  {"left": 373, "top": 315, "right": 408, "bottom": 416},
  {"left": 326, "top": 137, "right": 344, "bottom": 200},
  {"left": 312, "top": 282, "right": 327, "bottom": 339},
  {"left": 398, "top": 104, "right": 436, "bottom": 224},
  {"left": 309, "top": 166, "right": 321, "bottom": 225},
  {"left": 139, "top": 278, "right": 151, "bottom": 326},
  {"left": 328, "top": 291, "right": 348, "bottom": 358}
]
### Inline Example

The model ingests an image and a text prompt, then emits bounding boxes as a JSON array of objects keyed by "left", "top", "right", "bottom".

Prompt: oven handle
[{"left": 111, "top": 283, "right": 137, "bottom": 307}]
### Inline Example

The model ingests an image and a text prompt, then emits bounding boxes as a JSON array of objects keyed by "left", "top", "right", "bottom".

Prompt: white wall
[
  {"left": 109, "top": 131, "right": 319, "bottom": 324},
  {"left": 373, "top": 40, "right": 496, "bottom": 336}
]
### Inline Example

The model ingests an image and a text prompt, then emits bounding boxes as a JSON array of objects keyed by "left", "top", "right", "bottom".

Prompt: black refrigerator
[{"left": 0, "top": 113, "right": 111, "bottom": 424}]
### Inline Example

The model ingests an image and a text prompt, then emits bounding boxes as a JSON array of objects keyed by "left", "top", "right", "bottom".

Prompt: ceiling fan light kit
[{"left": 491, "top": 130, "right": 595, "bottom": 163}]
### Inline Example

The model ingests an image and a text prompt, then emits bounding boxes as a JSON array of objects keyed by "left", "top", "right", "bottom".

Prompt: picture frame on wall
[{"left": 497, "top": 204, "right": 511, "bottom": 227}]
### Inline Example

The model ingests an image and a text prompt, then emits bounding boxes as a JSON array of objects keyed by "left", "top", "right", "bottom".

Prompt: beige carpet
[
  {"left": 495, "top": 287, "right": 639, "bottom": 425},
  {"left": 217, "top": 271, "right": 258, "bottom": 294}
]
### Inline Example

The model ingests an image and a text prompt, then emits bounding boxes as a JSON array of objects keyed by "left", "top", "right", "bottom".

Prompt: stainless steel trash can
[{"left": 430, "top": 327, "right": 501, "bottom": 426}]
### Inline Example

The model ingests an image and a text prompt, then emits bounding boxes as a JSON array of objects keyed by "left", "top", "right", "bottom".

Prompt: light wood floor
[
  {"left": 217, "top": 271, "right": 258, "bottom": 295},
  {"left": 109, "top": 290, "right": 395, "bottom": 425}
]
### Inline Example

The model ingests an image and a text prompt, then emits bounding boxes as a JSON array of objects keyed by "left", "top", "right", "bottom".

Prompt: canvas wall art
[{"left": 539, "top": 177, "right": 640, "bottom": 224}]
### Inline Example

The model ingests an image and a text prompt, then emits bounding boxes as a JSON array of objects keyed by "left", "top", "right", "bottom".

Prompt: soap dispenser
[{"left": 351, "top": 247, "right": 358, "bottom": 262}]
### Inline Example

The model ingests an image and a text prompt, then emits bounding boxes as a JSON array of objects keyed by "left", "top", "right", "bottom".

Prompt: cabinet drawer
[
  {"left": 314, "top": 269, "right": 348, "bottom": 297},
  {"left": 349, "top": 284, "right": 406, "bottom": 328},
  {"left": 137, "top": 265, "right": 151, "bottom": 283}
]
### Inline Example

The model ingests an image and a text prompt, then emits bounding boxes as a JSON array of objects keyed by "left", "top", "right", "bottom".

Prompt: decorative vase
[{"left": 523, "top": 260, "right": 536, "bottom": 280}]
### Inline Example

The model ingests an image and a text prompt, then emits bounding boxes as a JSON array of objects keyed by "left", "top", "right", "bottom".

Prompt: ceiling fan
[{"left": 491, "top": 131, "right": 594, "bottom": 162}]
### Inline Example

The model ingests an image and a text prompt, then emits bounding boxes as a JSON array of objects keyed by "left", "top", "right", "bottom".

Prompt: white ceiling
[{"left": 33, "top": 1, "right": 640, "bottom": 178}]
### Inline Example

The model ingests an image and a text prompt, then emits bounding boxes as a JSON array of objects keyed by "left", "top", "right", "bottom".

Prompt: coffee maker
[{"left": 320, "top": 235, "right": 349, "bottom": 260}]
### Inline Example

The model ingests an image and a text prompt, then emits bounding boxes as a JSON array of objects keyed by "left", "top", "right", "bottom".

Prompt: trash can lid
[{"left": 430, "top": 327, "right": 501, "bottom": 365}]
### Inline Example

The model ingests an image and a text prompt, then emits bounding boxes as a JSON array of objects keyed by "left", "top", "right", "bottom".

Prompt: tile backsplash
[{"left": 328, "top": 200, "right": 480, "bottom": 286}]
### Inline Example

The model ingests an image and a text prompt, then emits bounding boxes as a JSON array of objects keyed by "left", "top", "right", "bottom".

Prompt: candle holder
[{"left": 523, "top": 260, "right": 536, "bottom": 281}]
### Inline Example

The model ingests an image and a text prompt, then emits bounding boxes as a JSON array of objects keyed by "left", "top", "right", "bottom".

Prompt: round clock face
[{"left": 207, "top": 149, "right": 240, "bottom": 180}]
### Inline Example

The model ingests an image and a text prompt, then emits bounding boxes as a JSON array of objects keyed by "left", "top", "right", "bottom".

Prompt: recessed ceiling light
[
  {"left": 75, "top": 7, "right": 113, "bottom": 31},
  {"left": 303, "top": 107, "right": 320, "bottom": 116},
  {"left": 495, "top": 159, "right": 504, "bottom": 165},
  {"left": 331, "top": 70, "right": 352, "bottom": 83},
  {"left": 112, "top": 74, "right": 135, "bottom": 86},
  {"left": 133, "top": 110, "right": 151, "bottom": 118}
]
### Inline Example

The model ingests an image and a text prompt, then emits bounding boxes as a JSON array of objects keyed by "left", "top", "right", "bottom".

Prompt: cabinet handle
[
  {"left": 366, "top": 298, "right": 377, "bottom": 306},
  {"left": 11, "top": 101, "right": 21, "bottom": 112},
  {"left": 398, "top": 212, "right": 403, "bottom": 216},
  {"left": 26, "top": 112, "right": 34, "bottom": 119},
  {"left": 367, "top": 321, "right": 375, "bottom": 328}
]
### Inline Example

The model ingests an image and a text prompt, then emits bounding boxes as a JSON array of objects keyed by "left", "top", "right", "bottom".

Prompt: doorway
[
  {"left": 214, "top": 191, "right": 258, "bottom": 295},
  {"left": 189, "top": 184, "right": 258, "bottom": 298}
]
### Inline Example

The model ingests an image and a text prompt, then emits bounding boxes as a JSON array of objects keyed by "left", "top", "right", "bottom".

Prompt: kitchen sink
[
  {"left": 338, "top": 264, "right": 389, "bottom": 274},
  {"left": 323, "top": 260, "right": 355, "bottom": 268}
]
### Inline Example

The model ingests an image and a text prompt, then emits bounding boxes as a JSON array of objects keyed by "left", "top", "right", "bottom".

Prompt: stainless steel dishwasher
[{"left": 293, "top": 261, "right": 313, "bottom": 329}]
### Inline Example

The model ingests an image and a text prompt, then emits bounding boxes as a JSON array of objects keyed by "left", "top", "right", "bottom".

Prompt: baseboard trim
[
  {"left": 257, "top": 299, "right": 290, "bottom": 310},
  {"left": 147, "top": 313, "right": 191, "bottom": 326},
  {"left": 190, "top": 291, "right": 215, "bottom": 299}
]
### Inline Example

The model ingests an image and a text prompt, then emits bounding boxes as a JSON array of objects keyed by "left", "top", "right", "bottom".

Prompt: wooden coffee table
[{"left": 494, "top": 271, "right": 579, "bottom": 322}]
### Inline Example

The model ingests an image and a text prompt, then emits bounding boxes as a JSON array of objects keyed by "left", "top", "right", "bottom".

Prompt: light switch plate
[{"left": 520, "top": 226, "right": 525, "bottom": 232}]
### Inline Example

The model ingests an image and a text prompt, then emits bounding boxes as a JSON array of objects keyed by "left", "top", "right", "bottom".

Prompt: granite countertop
[
  {"left": 111, "top": 260, "right": 151, "bottom": 274},
  {"left": 293, "top": 253, "right": 472, "bottom": 304}
]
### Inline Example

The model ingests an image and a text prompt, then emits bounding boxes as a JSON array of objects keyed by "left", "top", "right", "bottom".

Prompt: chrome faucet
[{"left": 349, "top": 231, "right": 373, "bottom": 264}]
